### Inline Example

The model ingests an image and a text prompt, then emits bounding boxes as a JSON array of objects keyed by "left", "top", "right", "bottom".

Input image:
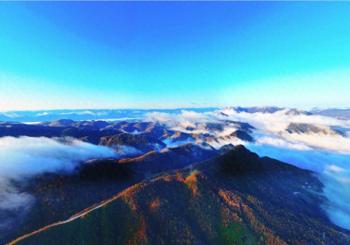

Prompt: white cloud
[
  {"left": 219, "top": 108, "right": 350, "bottom": 132},
  {"left": 248, "top": 144, "right": 350, "bottom": 230},
  {"left": 0, "top": 178, "right": 34, "bottom": 211},
  {"left": 326, "top": 165, "right": 345, "bottom": 174},
  {"left": 255, "top": 136, "right": 311, "bottom": 151},
  {"left": 282, "top": 132, "right": 350, "bottom": 154},
  {"left": 114, "top": 145, "right": 142, "bottom": 156},
  {"left": 36, "top": 112, "right": 50, "bottom": 116},
  {"left": 0, "top": 112, "right": 20, "bottom": 118},
  {"left": 147, "top": 108, "right": 350, "bottom": 153},
  {"left": 0, "top": 136, "right": 116, "bottom": 213},
  {"left": 218, "top": 108, "right": 350, "bottom": 154},
  {"left": 146, "top": 110, "right": 216, "bottom": 134},
  {"left": 59, "top": 110, "right": 107, "bottom": 116}
]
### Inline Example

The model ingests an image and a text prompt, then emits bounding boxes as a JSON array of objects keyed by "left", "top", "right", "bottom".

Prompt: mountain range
[
  {"left": 1, "top": 107, "right": 350, "bottom": 123},
  {"left": 1, "top": 107, "right": 350, "bottom": 244}
]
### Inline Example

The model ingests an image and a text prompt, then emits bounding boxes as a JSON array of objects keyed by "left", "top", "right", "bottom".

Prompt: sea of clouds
[
  {"left": 1, "top": 108, "right": 350, "bottom": 230},
  {"left": 146, "top": 108, "right": 350, "bottom": 230}
]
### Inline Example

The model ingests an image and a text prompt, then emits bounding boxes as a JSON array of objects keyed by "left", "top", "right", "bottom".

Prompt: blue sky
[{"left": 0, "top": 2, "right": 350, "bottom": 110}]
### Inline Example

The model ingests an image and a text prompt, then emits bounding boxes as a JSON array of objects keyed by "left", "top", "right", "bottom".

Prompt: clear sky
[{"left": 0, "top": 2, "right": 350, "bottom": 110}]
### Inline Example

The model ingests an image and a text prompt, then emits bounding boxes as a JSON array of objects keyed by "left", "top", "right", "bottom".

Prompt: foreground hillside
[
  {"left": 10, "top": 146, "right": 350, "bottom": 245},
  {"left": 1, "top": 143, "right": 217, "bottom": 244}
]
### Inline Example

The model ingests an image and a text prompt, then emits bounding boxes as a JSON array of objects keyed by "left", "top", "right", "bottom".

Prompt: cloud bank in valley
[
  {"left": 146, "top": 108, "right": 350, "bottom": 230},
  {"left": 248, "top": 144, "right": 350, "bottom": 230},
  {"left": 0, "top": 136, "right": 116, "bottom": 213},
  {"left": 147, "top": 108, "right": 350, "bottom": 153},
  {"left": 146, "top": 110, "right": 216, "bottom": 133},
  {"left": 217, "top": 108, "right": 350, "bottom": 153}
]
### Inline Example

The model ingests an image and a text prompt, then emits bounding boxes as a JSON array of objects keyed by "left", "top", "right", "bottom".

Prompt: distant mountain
[
  {"left": 312, "top": 108, "right": 350, "bottom": 120},
  {"left": 224, "top": 129, "right": 254, "bottom": 142},
  {"left": 286, "top": 123, "right": 345, "bottom": 136},
  {"left": 0, "top": 108, "right": 217, "bottom": 123},
  {"left": 219, "top": 107, "right": 312, "bottom": 116},
  {"left": 283, "top": 108, "right": 313, "bottom": 116},
  {"left": 4, "top": 107, "right": 350, "bottom": 124},
  {"left": 10, "top": 146, "right": 349, "bottom": 245},
  {"left": 0, "top": 119, "right": 255, "bottom": 151},
  {"left": 232, "top": 106, "right": 283, "bottom": 114}
]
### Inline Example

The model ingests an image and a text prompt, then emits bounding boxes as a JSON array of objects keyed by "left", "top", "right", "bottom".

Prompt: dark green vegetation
[
  {"left": 1, "top": 160, "right": 138, "bottom": 244},
  {"left": 1, "top": 143, "right": 218, "bottom": 244},
  {"left": 12, "top": 146, "right": 350, "bottom": 245}
]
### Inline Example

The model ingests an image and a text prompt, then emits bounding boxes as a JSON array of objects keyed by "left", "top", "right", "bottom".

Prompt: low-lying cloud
[
  {"left": 218, "top": 108, "right": 350, "bottom": 154},
  {"left": 147, "top": 108, "right": 350, "bottom": 153},
  {"left": 0, "top": 136, "right": 116, "bottom": 180},
  {"left": 146, "top": 108, "right": 350, "bottom": 230},
  {"left": 248, "top": 144, "right": 350, "bottom": 230},
  {"left": 146, "top": 110, "right": 216, "bottom": 133},
  {"left": 0, "top": 136, "right": 116, "bottom": 214}
]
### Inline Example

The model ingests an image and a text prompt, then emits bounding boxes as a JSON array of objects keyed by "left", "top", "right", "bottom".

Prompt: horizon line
[{"left": 1, "top": 106, "right": 350, "bottom": 113}]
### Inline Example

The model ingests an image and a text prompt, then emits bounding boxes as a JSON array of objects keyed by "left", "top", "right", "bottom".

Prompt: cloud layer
[
  {"left": 248, "top": 144, "right": 350, "bottom": 230},
  {"left": 147, "top": 108, "right": 350, "bottom": 153},
  {"left": 217, "top": 108, "right": 350, "bottom": 153},
  {"left": 146, "top": 108, "right": 350, "bottom": 230},
  {"left": 0, "top": 136, "right": 116, "bottom": 214}
]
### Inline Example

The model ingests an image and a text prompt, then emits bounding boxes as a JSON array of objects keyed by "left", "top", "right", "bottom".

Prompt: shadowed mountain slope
[
  {"left": 1, "top": 143, "right": 218, "bottom": 244},
  {"left": 119, "top": 143, "right": 217, "bottom": 175},
  {"left": 10, "top": 146, "right": 350, "bottom": 245}
]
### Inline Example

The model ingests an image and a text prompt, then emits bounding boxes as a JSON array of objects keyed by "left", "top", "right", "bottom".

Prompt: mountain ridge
[{"left": 9, "top": 146, "right": 350, "bottom": 245}]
